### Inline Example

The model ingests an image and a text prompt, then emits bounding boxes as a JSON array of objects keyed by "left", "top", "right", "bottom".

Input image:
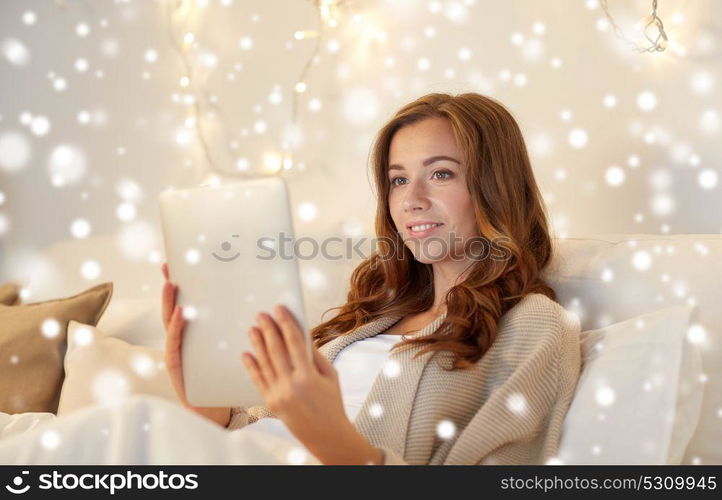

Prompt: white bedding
[
  {"left": 0, "top": 395, "right": 321, "bottom": 465},
  {"left": 0, "top": 316, "right": 405, "bottom": 465},
  {"left": 0, "top": 411, "right": 56, "bottom": 441}
]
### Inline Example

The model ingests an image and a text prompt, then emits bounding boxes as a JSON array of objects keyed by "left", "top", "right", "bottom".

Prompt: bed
[{"left": 1, "top": 232, "right": 719, "bottom": 465}]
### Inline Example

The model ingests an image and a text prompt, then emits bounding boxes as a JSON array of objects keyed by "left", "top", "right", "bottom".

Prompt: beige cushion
[
  {"left": 0, "top": 282, "right": 113, "bottom": 414},
  {"left": 0, "top": 282, "right": 21, "bottom": 305},
  {"left": 57, "top": 321, "right": 181, "bottom": 415}
]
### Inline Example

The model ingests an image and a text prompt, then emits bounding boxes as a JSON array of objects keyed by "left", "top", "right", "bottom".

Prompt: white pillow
[
  {"left": 558, "top": 304, "right": 704, "bottom": 464},
  {"left": 95, "top": 297, "right": 166, "bottom": 350},
  {"left": 57, "top": 321, "right": 181, "bottom": 415}
]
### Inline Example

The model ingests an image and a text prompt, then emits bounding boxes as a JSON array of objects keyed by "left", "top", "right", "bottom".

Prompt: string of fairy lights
[
  {"left": 286, "top": 1, "right": 351, "bottom": 172},
  {"left": 165, "top": 0, "right": 218, "bottom": 176},
  {"left": 164, "top": 0, "right": 352, "bottom": 180},
  {"left": 600, "top": 0, "right": 669, "bottom": 53}
]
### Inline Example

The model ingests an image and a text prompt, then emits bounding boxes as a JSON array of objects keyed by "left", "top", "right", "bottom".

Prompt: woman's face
[{"left": 387, "top": 117, "right": 479, "bottom": 265}]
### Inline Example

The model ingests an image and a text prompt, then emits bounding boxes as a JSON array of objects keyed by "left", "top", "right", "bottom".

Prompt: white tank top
[
  {"left": 243, "top": 333, "right": 405, "bottom": 444},
  {"left": 334, "top": 333, "right": 404, "bottom": 422}
]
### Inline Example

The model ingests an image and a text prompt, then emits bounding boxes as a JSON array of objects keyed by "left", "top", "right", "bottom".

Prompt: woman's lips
[{"left": 407, "top": 223, "right": 444, "bottom": 238}]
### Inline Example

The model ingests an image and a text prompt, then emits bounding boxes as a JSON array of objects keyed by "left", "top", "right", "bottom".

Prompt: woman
[{"left": 163, "top": 92, "right": 582, "bottom": 465}]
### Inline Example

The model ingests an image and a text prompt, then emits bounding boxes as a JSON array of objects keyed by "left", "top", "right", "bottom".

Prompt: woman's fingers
[
  {"left": 161, "top": 281, "right": 177, "bottom": 330},
  {"left": 165, "top": 306, "right": 184, "bottom": 368},
  {"left": 255, "top": 312, "right": 293, "bottom": 377},
  {"left": 248, "top": 325, "right": 277, "bottom": 382},
  {"left": 273, "top": 305, "right": 311, "bottom": 372},
  {"left": 165, "top": 306, "right": 188, "bottom": 402},
  {"left": 241, "top": 352, "right": 268, "bottom": 394},
  {"left": 160, "top": 262, "right": 176, "bottom": 330}
]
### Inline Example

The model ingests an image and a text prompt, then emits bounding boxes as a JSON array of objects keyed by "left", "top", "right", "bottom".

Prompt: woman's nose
[{"left": 402, "top": 178, "right": 430, "bottom": 212}]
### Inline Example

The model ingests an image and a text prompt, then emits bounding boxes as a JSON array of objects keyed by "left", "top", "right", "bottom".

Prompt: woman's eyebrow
[{"left": 388, "top": 155, "right": 461, "bottom": 171}]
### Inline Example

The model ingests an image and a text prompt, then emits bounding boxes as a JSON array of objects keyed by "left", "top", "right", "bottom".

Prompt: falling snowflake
[
  {"left": 286, "top": 447, "right": 308, "bottom": 465},
  {"left": 297, "top": 202, "right": 317, "bottom": 222},
  {"left": 594, "top": 386, "right": 616, "bottom": 407},
  {"left": 506, "top": 392, "right": 528, "bottom": 415},
  {"left": 40, "top": 429, "right": 61, "bottom": 450},
  {"left": 369, "top": 403, "right": 384, "bottom": 418},
  {"left": 2, "top": 38, "right": 30, "bottom": 66},
  {"left": 182, "top": 305, "right": 198, "bottom": 320},
  {"left": 568, "top": 128, "right": 588, "bottom": 149},
  {"left": 436, "top": 419, "right": 456, "bottom": 439},
  {"left": 116, "top": 202, "right": 136, "bottom": 222},
  {"left": 382, "top": 359, "right": 401, "bottom": 378},
  {"left": 600, "top": 268, "right": 614, "bottom": 282},
  {"left": 130, "top": 353, "right": 156, "bottom": 378},
  {"left": 47, "top": 144, "right": 87, "bottom": 186},
  {"left": 41, "top": 318, "right": 60, "bottom": 339},
  {"left": 70, "top": 218, "right": 92, "bottom": 239},
  {"left": 75, "top": 23, "right": 90, "bottom": 37},
  {"left": 636, "top": 91, "right": 657, "bottom": 111},
  {"left": 632, "top": 250, "right": 652, "bottom": 271},
  {"left": 0, "top": 131, "right": 31, "bottom": 172},
  {"left": 604, "top": 166, "right": 625, "bottom": 186},
  {"left": 81, "top": 260, "right": 101, "bottom": 280},
  {"left": 72, "top": 326, "right": 94, "bottom": 347}
]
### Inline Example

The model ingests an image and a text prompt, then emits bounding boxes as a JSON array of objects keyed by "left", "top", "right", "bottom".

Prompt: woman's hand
[
  {"left": 161, "top": 262, "right": 232, "bottom": 427},
  {"left": 242, "top": 304, "right": 383, "bottom": 465}
]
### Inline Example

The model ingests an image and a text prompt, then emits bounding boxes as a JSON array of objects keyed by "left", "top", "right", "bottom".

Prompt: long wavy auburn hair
[{"left": 310, "top": 92, "right": 557, "bottom": 370}]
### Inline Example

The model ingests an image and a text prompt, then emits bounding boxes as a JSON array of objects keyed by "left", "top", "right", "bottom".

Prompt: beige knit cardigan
[{"left": 226, "top": 293, "right": 582, "bottom": 465}]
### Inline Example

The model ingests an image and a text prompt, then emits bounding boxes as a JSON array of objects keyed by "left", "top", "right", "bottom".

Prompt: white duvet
[{"left": 0, "top": 395, "right": 321, "bottom": 465}]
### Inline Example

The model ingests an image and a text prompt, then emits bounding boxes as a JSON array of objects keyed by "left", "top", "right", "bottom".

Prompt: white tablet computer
[{"left": 158, "top": 176, "right": 309, "bottom": 408}]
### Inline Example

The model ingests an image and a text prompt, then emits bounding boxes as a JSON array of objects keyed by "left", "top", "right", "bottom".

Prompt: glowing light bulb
[{"left": 264, "top": 152, "right": 282, "bottom": 173}]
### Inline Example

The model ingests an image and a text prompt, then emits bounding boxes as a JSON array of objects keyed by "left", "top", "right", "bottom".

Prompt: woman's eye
[
  {"left": 390, "top": 177, "right": 407, "bottom": 187},
  {"left": 433, "top": 170, "right": 453, "bottom": 180}
]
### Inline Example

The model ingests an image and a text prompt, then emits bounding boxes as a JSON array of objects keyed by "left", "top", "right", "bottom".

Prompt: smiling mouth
[{"left": 407, "top": 223, "right": 444, "bottom": 237}]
